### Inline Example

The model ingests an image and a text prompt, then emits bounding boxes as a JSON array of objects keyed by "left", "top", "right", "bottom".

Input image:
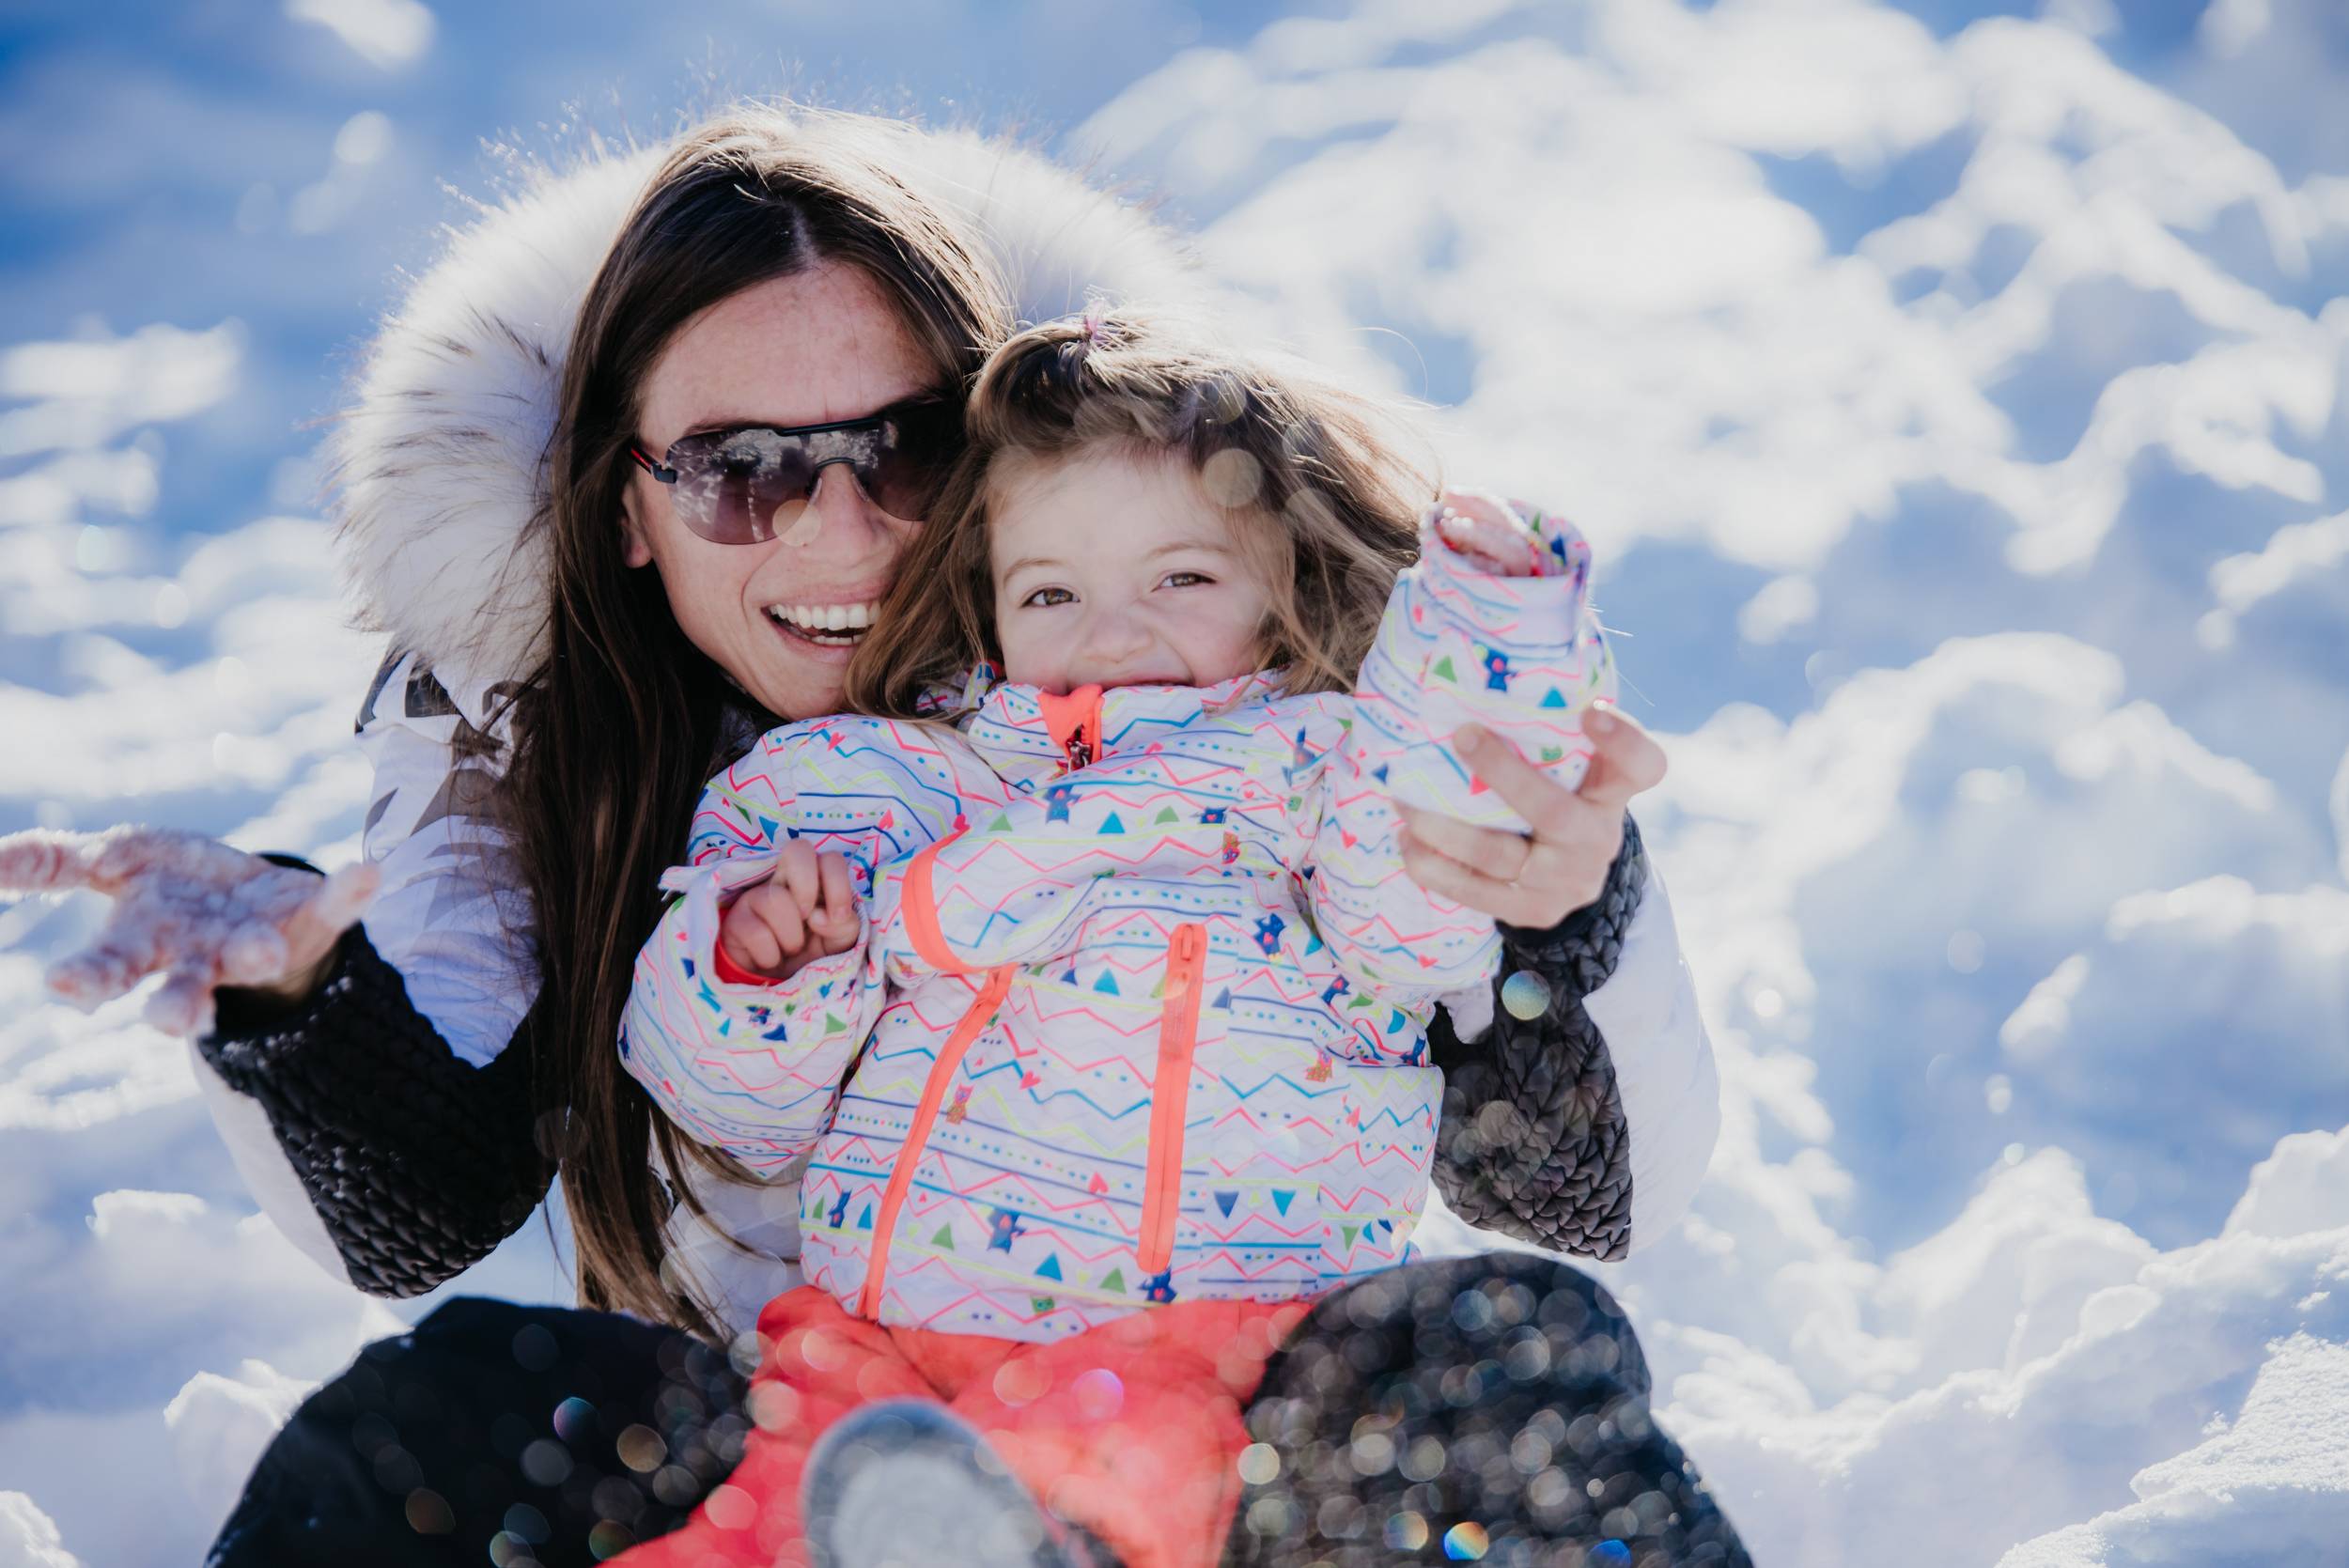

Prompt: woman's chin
[{"left": 739, "top": 618, "right": 874, "bottom": 719}]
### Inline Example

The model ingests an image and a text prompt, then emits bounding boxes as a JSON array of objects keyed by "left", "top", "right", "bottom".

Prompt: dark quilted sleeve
[
  {"left": 199, "top": 916, "right": 553, "bottom": 1297},
  {"left": 1429, "top": 815, "right": 1648, "bottom": 1261}
]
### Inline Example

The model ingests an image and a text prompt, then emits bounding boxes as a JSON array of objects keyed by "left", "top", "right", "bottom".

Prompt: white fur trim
[{"left": 330, "top": 116, "right": 1196, "bottom": 687}]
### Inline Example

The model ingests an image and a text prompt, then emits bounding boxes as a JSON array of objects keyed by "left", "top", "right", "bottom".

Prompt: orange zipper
[
  {"left": 857, "top": 963, "right": 1016, "bottom": 1320},
  {"left": 1037, "top": 684, "right": 1105, "bottom": 770},
  {"left": 1137, "top": 922, "right": 1208, "bottom": 1275}
]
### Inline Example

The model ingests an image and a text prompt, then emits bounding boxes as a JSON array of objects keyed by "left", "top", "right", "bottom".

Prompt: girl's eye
[
  {"left": 1020, "top": 586, "right": 1074, "bottom": 608},
  {"left": 1160, "top": 571, "right": 1213, "bottom": 590}
]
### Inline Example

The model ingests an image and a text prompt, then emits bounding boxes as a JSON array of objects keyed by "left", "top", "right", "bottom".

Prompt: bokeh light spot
[
  {"left": 1237, "top": 1441, "right": 1282, "bottom": 1485},
  {"left": 1501, "top": 969, "right": 1550, "bottom": 1019},
  {"left": 1073, "top": 1366, "right": 1125, "bottom": 1421},
  {"left": 1443, "top": 1521, "right": 1490, "bottom": 1560},
  {"left": 1385, "top": 1510, "right": 1429, "bottom": 1550}
]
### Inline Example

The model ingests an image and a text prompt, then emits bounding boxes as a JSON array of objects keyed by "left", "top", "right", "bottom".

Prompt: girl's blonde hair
[{"left": 845, "top": 308, "right": 1429, "bottom": 717}]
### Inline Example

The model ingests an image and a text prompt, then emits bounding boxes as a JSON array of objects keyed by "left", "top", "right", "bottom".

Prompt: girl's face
[
  {"left": 989, "top": 446, "right": 1273, "bottom": 695},
  {"left": 624, "top": 262, "right": 936, "bottom": 721}
]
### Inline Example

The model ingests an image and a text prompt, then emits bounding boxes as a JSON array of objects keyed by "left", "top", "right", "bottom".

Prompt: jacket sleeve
[
  {"left": 1309, "top": 495, "right": 1617, "bottom": 995},
  {"left": 618, "top": 722, "right": 908, "bottom": 1174},
  {"left": 192, "top": 650, "right": 552, "bottom": 1296},
  {"left": 1429, "top": 814, "right": 1721, "bottom": 1258},
  {"left": 198, "top": 918, "right": 553, "bottom": 1296}
]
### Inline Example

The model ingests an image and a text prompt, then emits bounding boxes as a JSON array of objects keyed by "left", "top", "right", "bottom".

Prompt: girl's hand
[
  {"left": 0, "top": 826, "right": 381, "bottom": 1037},
  {"left": 1394, "top": 704, "right": 1667, "bottom": 929},
  {"left": 718, "top": 844, "right": 861, "bottom": 981},
  {"left": 1432, "top": 489, "right": 1546, "bottom": 578}
]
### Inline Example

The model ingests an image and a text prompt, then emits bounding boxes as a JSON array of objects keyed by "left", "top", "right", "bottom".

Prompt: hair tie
[{"left": 1078, "top": 300, "right": 1110, "bottom": 344}]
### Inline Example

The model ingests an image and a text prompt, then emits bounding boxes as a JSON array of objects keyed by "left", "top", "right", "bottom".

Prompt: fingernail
[
  {"left": 1455, "top": 725, "right": 1486, "bottom": 755},
  {"left": 1587, "top": 703, "right": 1617, "bottom": 735}
]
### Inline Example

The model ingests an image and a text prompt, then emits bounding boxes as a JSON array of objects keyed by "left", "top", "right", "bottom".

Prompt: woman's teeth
[{"left": 766, "top": 601, "right": 879, "bottom": 640}]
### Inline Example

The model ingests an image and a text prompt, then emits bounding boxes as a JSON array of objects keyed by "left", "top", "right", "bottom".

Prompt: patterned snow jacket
[{"left": 623, "top": 506, "right": 1615, "bottom": 1340}]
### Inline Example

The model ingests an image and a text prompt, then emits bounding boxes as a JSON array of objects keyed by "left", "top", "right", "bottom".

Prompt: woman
[{"left": 4, "top": 104, "right": 1736, "bottom": 1565}]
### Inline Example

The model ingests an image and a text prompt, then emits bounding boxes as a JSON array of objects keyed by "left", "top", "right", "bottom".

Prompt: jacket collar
[{"left": 957, "top": 667, "right": 1288, "bottom": 776}]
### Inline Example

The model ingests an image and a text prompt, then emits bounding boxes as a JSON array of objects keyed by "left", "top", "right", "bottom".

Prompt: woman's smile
[{"left": 762, "top": 595, "right": 886, "bottom": 654}]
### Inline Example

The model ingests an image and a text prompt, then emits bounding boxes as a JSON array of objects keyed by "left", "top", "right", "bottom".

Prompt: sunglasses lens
[
  {"left": 666, "top": 429, "right": 817, "bottom": 544},
  {"left": 651, "top": 401, "right": 962, "bottom": 541},
  {"left": 864, "top": 402, "right": 961, "bottom": 520}
]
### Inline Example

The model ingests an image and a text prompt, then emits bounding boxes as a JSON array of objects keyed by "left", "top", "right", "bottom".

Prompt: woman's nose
[{"left": 780, "top": 462, "right": 892, "bottom": 553}]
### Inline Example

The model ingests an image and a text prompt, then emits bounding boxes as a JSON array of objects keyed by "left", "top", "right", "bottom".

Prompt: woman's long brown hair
[
  {"left": 501, "top": 104, "right": 1008, "bottom": 1340},
  {"left": 847, "top": 309, "right": 1429, "bottom": 719}
]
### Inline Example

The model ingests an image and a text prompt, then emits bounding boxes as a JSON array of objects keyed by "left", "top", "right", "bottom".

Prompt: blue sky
[
  {"left": 0, "top": 0, "right": 1302, "bottom": 542},
  {"left": 4, "top": 0, "right": 2339, "bottom": 555}
]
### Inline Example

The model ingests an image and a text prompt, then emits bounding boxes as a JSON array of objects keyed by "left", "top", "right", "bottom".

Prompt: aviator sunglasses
[{"left": 627, "top": 396, "right": 962, "bottom": 545}]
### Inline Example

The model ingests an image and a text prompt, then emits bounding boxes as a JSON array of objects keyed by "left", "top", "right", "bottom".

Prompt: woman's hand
[
  {"left": 1394, "top": 703, "right": 1667, "bottom": 929},
  {"left": 0, "top": 826, "right": 381, "bottom": 1037}
]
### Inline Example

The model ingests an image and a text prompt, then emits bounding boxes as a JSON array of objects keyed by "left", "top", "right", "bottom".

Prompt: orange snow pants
[{"left": 614, "top": 1285, "right": 1313, "bottom": 1568}]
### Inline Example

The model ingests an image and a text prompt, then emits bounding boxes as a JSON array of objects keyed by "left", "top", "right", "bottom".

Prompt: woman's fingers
[
  {"left": 1573, "top": 705, "right": 1668, "bottom": 811},
  {"left": 145, "top": 966, "right": 218, "bottom": 1039},
  {"left": 1452, "top": 726, "right": 1586, "bottom": 841},
  {"left": 46, "top": 924, "right": 167, "bottom": 1010},
  {"left": 88, "top": 825, "right": 254, "bottom": 890},
  {"left": 0, "top": 830, "right": 103, "bottom": 894},
  {"left": 263, "top": 862, "right": 381, "bottom": 984},
  {"left": 218, "top": 922, "right": 293, "bottom": 987},
  {"left": 5, "top": 826, "right": 379, "bottom": 1019},
  {"left": 1393, "top": 805, "right": 1532, "bottom": 883},
  {"left": 1421, "top": 718, "right": 1648, "bottom": 927},
  {"left": 1397, "top": 832, "right": 1553, "bottom": 928},
  {"left": 311, "top": 862, "right": 381, "bottom": 930}
]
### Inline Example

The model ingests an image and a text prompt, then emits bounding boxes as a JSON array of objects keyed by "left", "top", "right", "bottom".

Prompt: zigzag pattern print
[{"left": 621, "top": 497, "right": 1613, "bottom": 1341}]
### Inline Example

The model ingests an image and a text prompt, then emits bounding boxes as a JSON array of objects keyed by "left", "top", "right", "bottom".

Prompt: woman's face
[{"left": 623, "top": 262, "right": 938, "bottom": 720}]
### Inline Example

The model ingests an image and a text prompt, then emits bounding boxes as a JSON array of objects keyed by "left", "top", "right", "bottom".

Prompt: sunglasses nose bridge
[
  {"left": 807, "top": 454, "right": 877, "bottom": 507},
  {"left": 775, "top": 456, "right": 884, "bottom": 548}
]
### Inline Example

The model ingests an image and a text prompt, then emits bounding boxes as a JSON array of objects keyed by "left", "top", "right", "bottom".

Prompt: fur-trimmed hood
[{"left": 328, "top": 115, "right": 1200, "bottom": 689}]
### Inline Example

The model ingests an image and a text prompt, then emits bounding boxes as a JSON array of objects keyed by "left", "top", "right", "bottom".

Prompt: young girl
[{"left": 614, "top": 310, "right": 1615, "bottom": 1568}]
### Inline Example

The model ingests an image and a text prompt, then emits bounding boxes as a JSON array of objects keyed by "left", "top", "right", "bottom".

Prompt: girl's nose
[{"left": 1077, "top": 602, "right": 1151, "bottom": 660}]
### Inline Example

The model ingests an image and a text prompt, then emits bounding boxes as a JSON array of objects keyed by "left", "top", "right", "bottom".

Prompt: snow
[{"left": 4, "top": 2, "right": 2346, "bottom": 1564}]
